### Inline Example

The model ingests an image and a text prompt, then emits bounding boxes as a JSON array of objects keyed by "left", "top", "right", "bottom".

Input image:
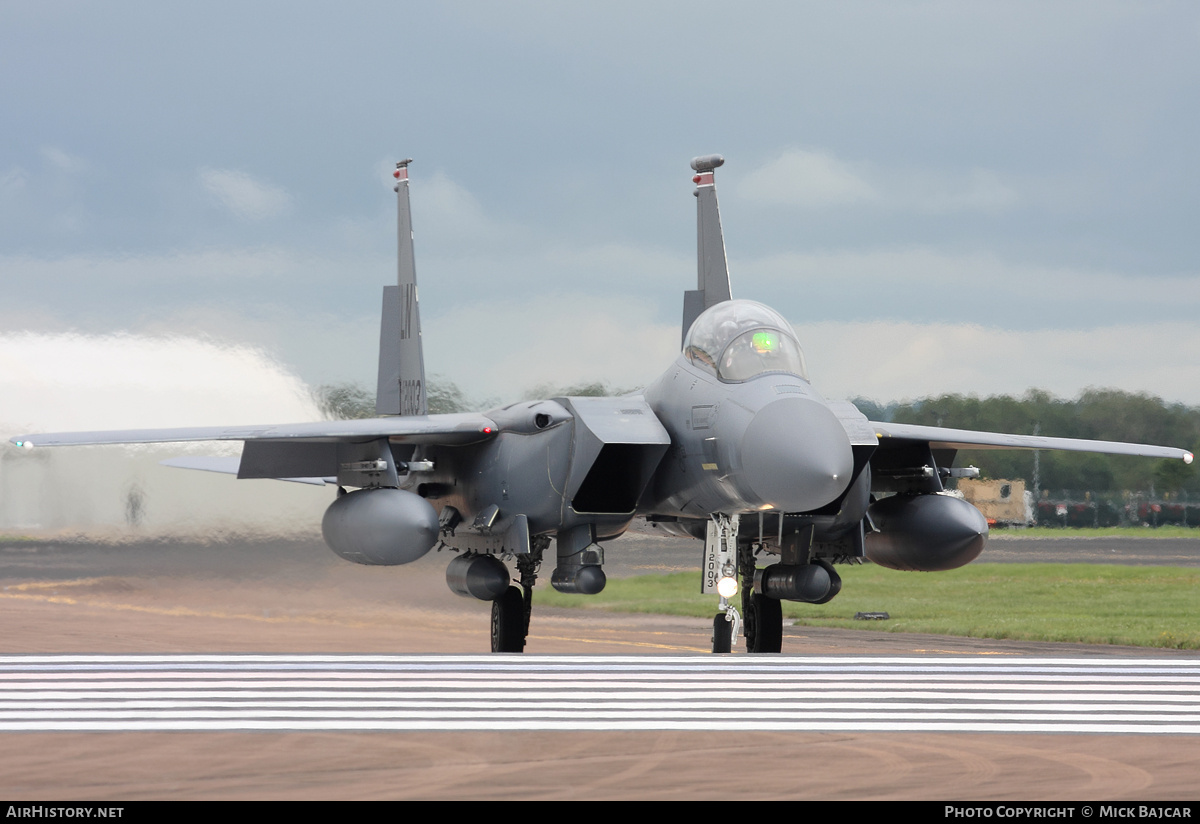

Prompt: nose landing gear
[{"left": 704, "top": 514, "right": 743, "bottom": 653}]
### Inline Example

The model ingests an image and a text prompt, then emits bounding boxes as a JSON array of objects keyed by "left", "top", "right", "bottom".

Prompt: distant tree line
[{"left": 312, "top": 376, "right": 485, "bottom": 419}]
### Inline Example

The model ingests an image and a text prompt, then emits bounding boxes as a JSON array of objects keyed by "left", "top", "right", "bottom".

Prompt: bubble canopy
[{"left": 683, "top": 300, "right": 809, "bottom": 382}]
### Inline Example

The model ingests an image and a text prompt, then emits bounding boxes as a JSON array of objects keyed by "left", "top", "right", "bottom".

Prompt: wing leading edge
[
  {"left": 870, "top": 420, "right": 1193, "bottom": 463},
  {"left": 10, "top": 412, "right": 497, "bottom": 449}
]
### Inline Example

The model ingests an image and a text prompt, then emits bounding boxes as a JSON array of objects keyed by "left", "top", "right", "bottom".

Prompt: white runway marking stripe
[{"left": 0, "top": 655, "right": 1196, "bottom": 733}]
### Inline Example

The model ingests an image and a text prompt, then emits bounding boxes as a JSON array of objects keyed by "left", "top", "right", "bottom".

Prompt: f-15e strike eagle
[{"left": 13, "top": 155, "right": 1192, "bottom": 653}]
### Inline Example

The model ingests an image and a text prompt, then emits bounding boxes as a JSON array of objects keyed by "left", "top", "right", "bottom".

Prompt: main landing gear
[
  {"left": 740, "top": 540, "right": 783, "bottom": 653},
  {"left": 491, "top": 586, "right": 527, "bottom": 652},
  {"left": 491, "top": 553, "right": 539, "bottom": 653}
]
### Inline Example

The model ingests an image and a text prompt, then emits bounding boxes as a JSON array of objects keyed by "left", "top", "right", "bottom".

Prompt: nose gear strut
[{"left": 703, "top": 514, "right": 742, "bottom": 653}]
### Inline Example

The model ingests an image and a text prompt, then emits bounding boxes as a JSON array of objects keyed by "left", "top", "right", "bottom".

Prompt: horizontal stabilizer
[{"left": 159, "top": 456, "right": 333, "bottom": 486}]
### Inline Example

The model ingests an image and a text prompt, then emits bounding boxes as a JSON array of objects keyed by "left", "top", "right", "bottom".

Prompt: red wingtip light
[
  {"left": 1186, "top": 452, "right": 1194, "bottom": 465},
  {"left": 692, "top": 175, "right": 702, "bottom": 184},
  {"left": 393, "top": 169, "right": 402, "bottom": 179}
]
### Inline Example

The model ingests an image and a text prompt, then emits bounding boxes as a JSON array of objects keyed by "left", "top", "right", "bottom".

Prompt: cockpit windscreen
[{"left": 683, "top": 300, "right": 808, "bottom": 382}]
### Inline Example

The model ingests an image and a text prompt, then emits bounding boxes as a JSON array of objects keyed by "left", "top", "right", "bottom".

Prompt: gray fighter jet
[{"left": 12, "top": 156, "right": 1192, "bottom": 653}]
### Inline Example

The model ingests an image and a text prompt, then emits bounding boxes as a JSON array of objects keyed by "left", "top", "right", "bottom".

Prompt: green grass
[
  {"left": 535, "top": 563, "right": 1200, "bottom": 649},
  {"left": 996, "top": 526, "right": 1200, "bottom": 539}
]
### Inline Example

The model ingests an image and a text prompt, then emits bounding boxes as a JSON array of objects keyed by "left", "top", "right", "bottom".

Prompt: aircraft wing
[
  {"left": 869, "top": 420, "right": 1193, "bottom": 462},
  {"left": 10, "top": 413, "right": 497, "bottom": 449},
  {"left": 10, "top": 413, "right": 499, "bottom": 487}
]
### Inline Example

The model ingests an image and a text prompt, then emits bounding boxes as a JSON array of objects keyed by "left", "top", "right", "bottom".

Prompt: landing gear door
[{"left": 702, "top": 515, "right": 738, "bottom": 595}]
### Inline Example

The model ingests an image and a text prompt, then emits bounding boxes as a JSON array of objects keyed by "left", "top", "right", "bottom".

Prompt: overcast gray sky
[{"left": 4, "top": 1, "right": 1200, "bottom": 419}]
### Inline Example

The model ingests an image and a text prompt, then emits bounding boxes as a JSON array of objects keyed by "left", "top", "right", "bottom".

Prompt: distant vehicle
[
  {"left": 12, "top": 155, "right": 1193, "bottom": 653},
  {"left": 956, "top": 479, "right": 1033, "bottom": 527}
]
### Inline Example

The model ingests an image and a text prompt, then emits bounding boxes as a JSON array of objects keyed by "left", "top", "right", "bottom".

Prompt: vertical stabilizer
[
  {"left": 682, "top": 154, "right": 732, "bottom": 346},
  {"left": 376, "top": 159, "right": 428, "bottom": 416}
]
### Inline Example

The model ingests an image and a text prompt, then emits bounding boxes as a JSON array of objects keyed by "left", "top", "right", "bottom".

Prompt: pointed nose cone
[{"left": 740, "top": 398, "right": 854, "bottom": 512}]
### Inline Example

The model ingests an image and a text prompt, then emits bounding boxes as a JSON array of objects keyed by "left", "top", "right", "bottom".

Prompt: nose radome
[{"left": 740, "top": 398, "right": 854, "bottom": 512}]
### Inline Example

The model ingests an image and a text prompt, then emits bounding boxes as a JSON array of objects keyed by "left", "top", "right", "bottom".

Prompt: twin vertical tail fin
[
  {"left": 378, "top": 155, "right": 726, "bottom": 406},
  {"left": 681, "top": 154, "right": 732, "bottom": 347},
  {"left": 376, "top": 159, "right": 428, "bottom": 416}
]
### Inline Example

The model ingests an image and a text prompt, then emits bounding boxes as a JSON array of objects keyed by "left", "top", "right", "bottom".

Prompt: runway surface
[
  {"left": 1, "top": 532, "right": 1198, "bottom": 799},
  {"left": 3, "top": 654, "right": 1199, "bottom": 734}
]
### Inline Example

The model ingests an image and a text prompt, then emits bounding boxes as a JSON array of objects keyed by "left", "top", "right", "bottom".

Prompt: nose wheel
[
  {"left": 711, "top": 590, "right": 742, "bottom": 654},
  {"left": 712, "top": 612, "right": 734, "bottom": 653}
]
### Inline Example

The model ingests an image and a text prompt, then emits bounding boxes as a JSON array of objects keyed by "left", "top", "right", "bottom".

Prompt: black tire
[
  {"left": 749, "top": 593, "right": 783, "bottom": 653},
  {"left": 712, "top": 613, "right": 733, "bottom": 654},
  {"left": 491, "top": 586, "right": 526, "bottom": 653}
]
